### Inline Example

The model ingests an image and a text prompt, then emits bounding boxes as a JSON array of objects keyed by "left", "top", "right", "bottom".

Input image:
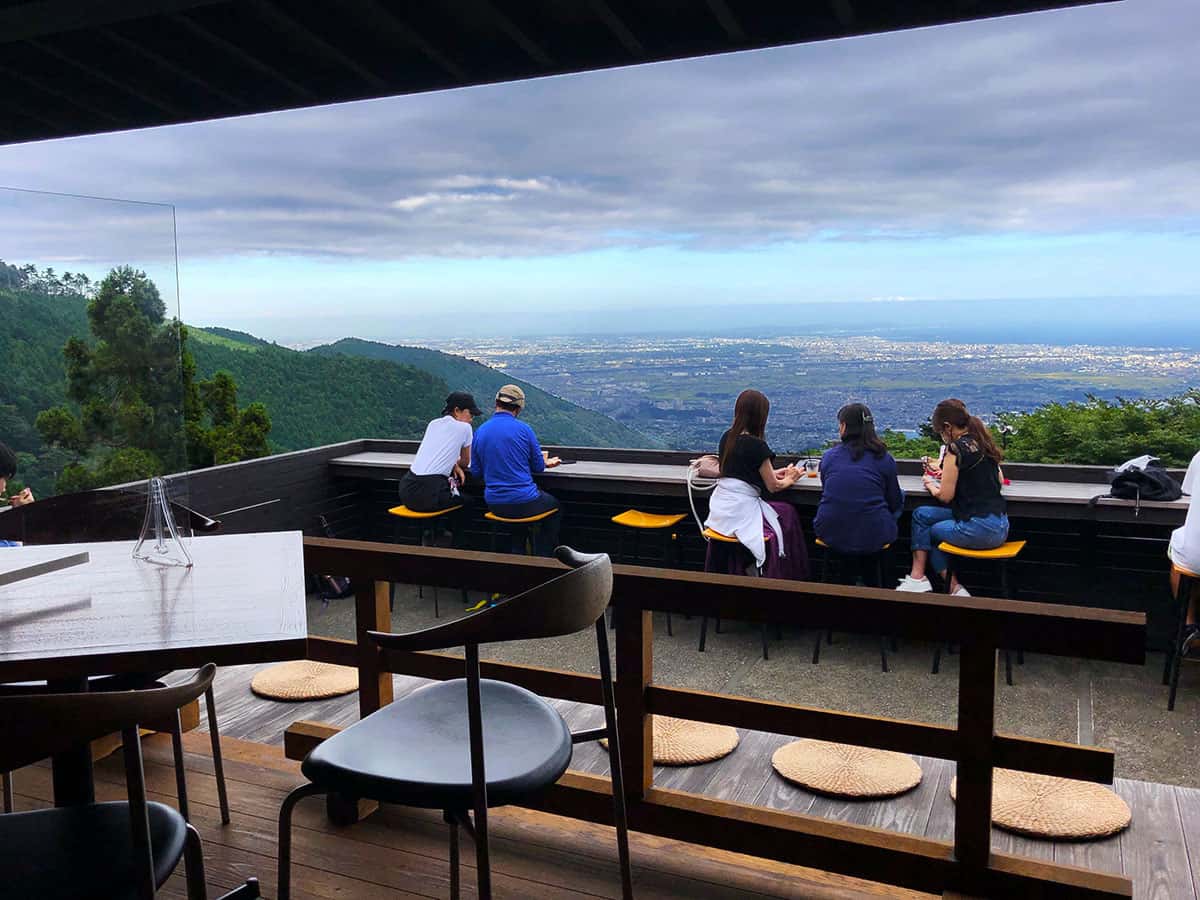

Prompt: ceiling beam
[
  {"left": 172, "top": 12, "right": 318, "bottom": 103},
  {"left": 477, "top": 0, "right": 554, "bottom": 68},
  {"left": 588, "top": 0, "right": 646, "bottom": 58},
  {"left": 0, "top": 0, "right": 226, "bottom": 45},
  {"left": 0, "top": 94, "right": 71, "bottom": 133},
  {"left": 830, "top": 0, "right": 856, "bottom": 27},
  {"left": 99, "top": 25, "right": 251, "bottom": 109},
  {"left": 0, "top": 62, "right": 129, "bottom": 126},
  {"left": 27, "top": 37, "right": 183, "bottom": 116},
  {"left": 348, "top": 0, "right": 469, "bottom": 81},
  {"left": 247, "top": 0, "right": 389, "bottom": 90},
  {"left": 705, "top": 0, "right": 746, "bottom": 42}
]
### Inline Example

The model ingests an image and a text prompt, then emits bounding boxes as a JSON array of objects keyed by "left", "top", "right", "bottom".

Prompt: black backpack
[
  {"left": 1108, "top": 464, "right": 1182, "bottom": 503},
  {"left": 1089, "top": 461, "right": 1183, "bottom": 516}
]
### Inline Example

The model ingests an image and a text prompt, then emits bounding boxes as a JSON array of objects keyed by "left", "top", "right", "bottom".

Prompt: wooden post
[
  {"left": 355, "top": 579, "right": 394, "bottom": 718},
  {"left": 614, "top": 601, "right": 653, "bottom": 806},
  {"left": 953, "top": 640, "right": 997, "bottom": 889}
]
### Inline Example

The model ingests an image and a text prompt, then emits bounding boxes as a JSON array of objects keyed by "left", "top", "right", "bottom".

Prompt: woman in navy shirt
[{"left": 814, "top": 403, "right": 903, "bottom": 556}]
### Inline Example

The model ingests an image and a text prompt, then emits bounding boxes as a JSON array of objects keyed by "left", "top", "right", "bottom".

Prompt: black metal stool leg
[
  {"left": 1001, "top": 560, "right": 1018, "bottom": 686},
  {"left": 445, "top": 810, "right": 461, "bottom": 900},
  {"left": 812, "top": 629, "right": 823, "bottom": 665},
  {"left": 761, "top": 623, "right": 770, "bottom": 661},
  {"left": 662, "top": 530, "right": 674, "bottom": 637},
  {"left": 698, "top": 616, "right": 708, "bottom": 651},
  {"left": 205, "top": 684, "right": 230, "bottom": 824},
  {"left": 168, "top": 709, "right": 190, "bottom": 822},
  {"left": 880, "top": 635, "right": 889, "bottom": 673},
  {"left": 1165, "top": 575, "right": 1189, "bottom": 686},
  {"left": 1169, "top": 574, "right": 1194, "bottom": 711},
  {"left": 932, "top": 645, "right": 943, "bottom": 674}
]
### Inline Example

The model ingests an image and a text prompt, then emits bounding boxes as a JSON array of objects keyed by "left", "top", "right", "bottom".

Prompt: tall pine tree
[{"left": 36, "top": 266, "right": 271, "bottom": 491}]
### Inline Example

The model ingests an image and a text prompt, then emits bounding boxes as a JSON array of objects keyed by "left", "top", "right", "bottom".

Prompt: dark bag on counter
[{"left": 1108, "top": 465, "right": 1182, "bottom": 503}]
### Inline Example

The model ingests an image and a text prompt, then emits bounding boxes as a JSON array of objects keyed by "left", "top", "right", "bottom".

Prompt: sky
[{"left": 0, "top": 0, "right": 1197, "bottom": 342}]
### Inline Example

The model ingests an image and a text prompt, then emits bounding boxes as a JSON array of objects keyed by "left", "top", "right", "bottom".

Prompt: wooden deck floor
[
  {"left": 189, "top": 663, "right": 1200, "bottom": 900},
  {"left": 9, "top": 730, "right": 932, "bottom": 899}
]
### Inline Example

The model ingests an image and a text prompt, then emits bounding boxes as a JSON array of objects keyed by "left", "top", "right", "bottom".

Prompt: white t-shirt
[
  {"left": 1169, "top": 450, "right": 1200, "bottom": 574},
  {"left": 410, "top": 416, "right": 473, "bottom": 477}
]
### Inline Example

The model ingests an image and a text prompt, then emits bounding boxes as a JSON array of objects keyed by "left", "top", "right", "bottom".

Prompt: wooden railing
[{"left": 290, "top": 536, "right": 1145, "bottom": 898}]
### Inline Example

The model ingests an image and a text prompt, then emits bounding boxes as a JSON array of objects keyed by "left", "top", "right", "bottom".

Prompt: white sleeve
[
  {"left": 1184, "top": 451, "right": 1200, "bottom": 496},
  {"left": 461, "top": 422, "right": 474, "bottom": 449}
]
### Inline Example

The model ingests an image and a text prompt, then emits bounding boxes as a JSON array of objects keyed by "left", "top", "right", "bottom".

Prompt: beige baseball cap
[{"left": 496, "top": 384, "right": 526, "bottom": 409}]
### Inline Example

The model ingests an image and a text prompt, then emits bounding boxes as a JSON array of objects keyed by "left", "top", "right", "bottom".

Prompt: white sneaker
[
  {"left": 952, "top": 585, "right": 971, "bottom": 597},
  {"left": 896, "top": 575, "right": 932, "bottom": 592}
]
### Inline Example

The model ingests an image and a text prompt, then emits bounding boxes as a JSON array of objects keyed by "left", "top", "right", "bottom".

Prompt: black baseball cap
[{"left": 443, "top": 392, "right": 482, "bottom": 417}]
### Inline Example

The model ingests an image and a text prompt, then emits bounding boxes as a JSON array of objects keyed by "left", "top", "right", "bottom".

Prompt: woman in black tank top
[{"left": 896, "top": 400, "right": 1010, "bottom": 596}]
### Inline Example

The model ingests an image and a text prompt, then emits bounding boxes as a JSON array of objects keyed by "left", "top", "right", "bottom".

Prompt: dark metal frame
[
  {"left": 933, "top": 548, "right": 1022, "bottom": 686},
  {"left": 813, "top": 542, "right": 894, "bottom": 671},
  {"left": 0, "top": 665, "right": 258, "bottom": 900},
  {"left": 278, "top": 548, "right": 633, "bottom": 900}
]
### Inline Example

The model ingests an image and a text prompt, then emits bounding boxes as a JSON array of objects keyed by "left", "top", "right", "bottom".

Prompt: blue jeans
[{"left": 910, "top": 506, "right": 1009, "bottom": 576}]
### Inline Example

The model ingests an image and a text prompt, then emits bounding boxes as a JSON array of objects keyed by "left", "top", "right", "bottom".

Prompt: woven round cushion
[
  {"left": 250, "top": 661, "right": 359, "bottom": 701},
  {"left": 950, "top": 769, "right": 1131, "bottom": 839},
  {"left": 601, "top": 716, "right": 740, "bottom": 765},
  {"left": 771, "top": 739, "right": 922, "bottom": 798}
]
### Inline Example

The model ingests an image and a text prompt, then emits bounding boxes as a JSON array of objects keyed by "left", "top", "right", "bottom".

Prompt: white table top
[
  {"left": 329, "top": 451, "right": 1187, "bottom": 514},
  {"left": 0, "top": 531, "right": 308, "bottom": 681}
]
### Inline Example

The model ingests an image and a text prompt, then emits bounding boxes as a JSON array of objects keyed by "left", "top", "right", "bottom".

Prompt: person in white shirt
[
  {"left": 398, "top": 392, "right": 480, "bottom": 512},
  {"left": 1170, "top": 450, "right": 1200, "bottom": 654}
]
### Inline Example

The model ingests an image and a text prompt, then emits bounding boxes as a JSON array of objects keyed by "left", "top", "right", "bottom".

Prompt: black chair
[
  {"left": 0, "top": 488, "right": 230, "bottom": 824},
  {"left": 0, "top": 664, "right": 259, "bottom": 900},
  {"left": 1166, "top": 561, "right": 1199, "bottom": 711},
  {"left": 387, "top": 503, "right": 469, "bottom": 615},
  {"left": 278, "top": 547, "right": 633, "bottom": 900},
  {"left": 812, "top": 538, "right": 895, "bottom": 672}
]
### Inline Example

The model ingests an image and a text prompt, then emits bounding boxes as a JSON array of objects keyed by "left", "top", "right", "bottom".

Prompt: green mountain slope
[
  {"left": 189, "top": 329, "right": 446, "bottom": 450},
  {"left": 310, "top": 338, "right": 656, "bottom": 448}
]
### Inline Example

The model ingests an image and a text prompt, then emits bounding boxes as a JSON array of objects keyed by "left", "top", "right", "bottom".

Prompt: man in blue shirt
[{"left": 471, "top": 384, "right": 562, "bottom": 555}]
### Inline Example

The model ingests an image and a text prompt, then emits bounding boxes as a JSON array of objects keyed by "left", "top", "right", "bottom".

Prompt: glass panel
[{"left": 0, "top": 187, "right": 189, "bottom": 543}]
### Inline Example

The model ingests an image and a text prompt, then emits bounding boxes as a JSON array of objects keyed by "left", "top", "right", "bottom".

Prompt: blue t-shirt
[
  {"left": 470, "top": 411, "right": 545, "bottom": 506},
  {"left": 814, "top": 441, "right": 903, "bottom": 555}
]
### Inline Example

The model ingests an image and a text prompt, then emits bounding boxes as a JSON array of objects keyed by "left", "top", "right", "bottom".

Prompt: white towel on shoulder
[{"left": 705, "top": 477, "right": 784, "bottom": 568}]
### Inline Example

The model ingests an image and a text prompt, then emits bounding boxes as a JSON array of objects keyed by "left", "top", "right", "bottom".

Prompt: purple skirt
[{"left": 704, "top": 500, "right": 810, "bottom": 581}]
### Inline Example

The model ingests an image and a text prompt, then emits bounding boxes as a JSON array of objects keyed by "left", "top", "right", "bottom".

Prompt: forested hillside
[
  {"left": 188, "top": 329, "right": 445, "bottom": 449},
  {"left": 310, "top": 338, "right": 656, "bottom": 448}
]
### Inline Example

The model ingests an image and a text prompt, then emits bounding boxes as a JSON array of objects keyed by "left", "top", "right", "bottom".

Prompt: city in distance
[{"left": 417, "top": 298, "right": 1200, "bottom": 454}]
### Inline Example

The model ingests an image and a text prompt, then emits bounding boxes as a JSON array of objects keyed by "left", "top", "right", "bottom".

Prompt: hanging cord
[{"left": 687, "top": 462, "right": 719, "bottom": 538}]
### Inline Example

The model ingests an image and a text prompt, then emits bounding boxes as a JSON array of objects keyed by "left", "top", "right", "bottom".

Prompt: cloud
[{"left": 0, "top": 0, "right": 1197, "bottom": 266}]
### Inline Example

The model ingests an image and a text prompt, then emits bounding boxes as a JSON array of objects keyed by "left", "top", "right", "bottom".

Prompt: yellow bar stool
[
  {"left": 932, "top": 540, "right": 1027, "bottom": 685},
  {"left": 1167, "top": 562, "right": 1199, "bottom": 711},
  {"left": 700, "top": 528, "right": 773, "bottom": 660},
  {"left": 813, "top": 538, "right": 895, "bottom": 672},
  {"left": 484, "top": 507, "right": 560, "bottom": 556},
  {"left": 610, "top": 510, "right": 687, "bottom": 636},
  {"left": 388, "top": 504, "right": 465, "bottom": 617}
]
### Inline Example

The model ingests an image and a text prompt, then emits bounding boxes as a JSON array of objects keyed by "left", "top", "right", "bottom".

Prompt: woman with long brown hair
[
  {"left": 897, "top": 400, "right": 1009, "bottom": 595},
  {"left": 704, "top": 390, "right": 809, "bottom": 579}
]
